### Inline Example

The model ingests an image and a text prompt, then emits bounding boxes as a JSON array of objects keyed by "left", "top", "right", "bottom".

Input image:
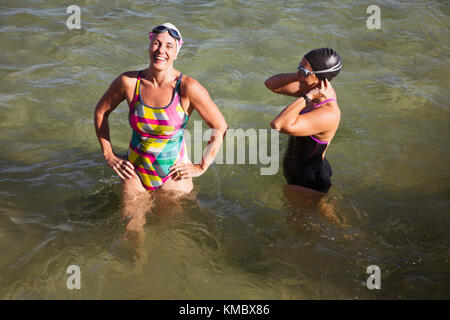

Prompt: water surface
[{"left": 0, "top": 0, "right": 449, "bottom": 299}]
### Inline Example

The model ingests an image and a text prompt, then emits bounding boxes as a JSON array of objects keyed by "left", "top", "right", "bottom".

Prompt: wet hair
[{"left": 304, "top": 48, "right": 342, "bottom": 81}]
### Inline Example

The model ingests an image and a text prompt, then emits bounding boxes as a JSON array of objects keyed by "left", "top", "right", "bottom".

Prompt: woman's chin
[{"left": 150, "top": 61, "right": 170, "bottom": 71}]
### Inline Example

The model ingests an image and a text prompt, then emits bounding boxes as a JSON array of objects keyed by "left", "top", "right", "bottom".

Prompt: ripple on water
[{"left": 0, "top": 0, "right": 449, "bottom": 299}]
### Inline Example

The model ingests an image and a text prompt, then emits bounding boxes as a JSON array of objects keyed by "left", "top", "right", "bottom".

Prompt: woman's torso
[
  {"left": 282, "top": 98, "right": 339, "bottom": 192},
  {"left": 127, "top": 71, "right": 190, "bottom": 190},
  {"left": 286, "top": 98, "right": 338, "bottom": 162}
]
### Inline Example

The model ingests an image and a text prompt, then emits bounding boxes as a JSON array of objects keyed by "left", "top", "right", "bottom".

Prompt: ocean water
[{"left": 0, "top": 0, "right": 448, "bottom": 299}]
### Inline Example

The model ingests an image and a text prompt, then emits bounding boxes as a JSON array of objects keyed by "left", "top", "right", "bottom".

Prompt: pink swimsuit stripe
[
  {"left": 135, "top": 116, "right": 172, "bottom": 126},
  {"left": 311, "top": 98, "right": 336, "bottom": 109},
  {"left": 129, "top": 143, "right": 157, "bottom": 161},
  {"left": 310, "top": 135, "right": 329, "bottom": 144}
]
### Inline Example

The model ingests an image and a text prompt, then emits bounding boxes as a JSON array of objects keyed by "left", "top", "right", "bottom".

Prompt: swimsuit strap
[
  {"left": 135, "top": 71, "right": 142, "bottom": 96},
  {"left": 129, "top": 71, "right": 142, "bottom": 111},
  {"left": 176, "top": 73, "right": 183, "bottom": 94},
  {"left": 310, "top": 135, "right": 328, "bottom": 144},
  {"left": 311, "top": 98, "right": 336, "bottom": 109},
  {"left": 300, "top": 98, "right": 336, "bottom": 115}
]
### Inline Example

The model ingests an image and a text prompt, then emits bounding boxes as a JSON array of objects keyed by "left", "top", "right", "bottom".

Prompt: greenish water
[{"left": 0, "top": 0, "right": 449, "bottom": 299}]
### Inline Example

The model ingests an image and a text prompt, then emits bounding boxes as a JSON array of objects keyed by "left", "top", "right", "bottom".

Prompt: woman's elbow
[
  {"left": 270, "top": 120, "right": 281, "bottom": 131},
  {"left": 214, "top": 121, "right": 228, "bottom": 137},
  {"left": 271, "top": 120, "right": 295, "bottom": 134},
  {"left": 94, "top": 108, "right": 102, "bottom": 122},
  {"left": 264, "top": 78, "right": 276, "bottom": 91},
  {"left": 94, "top": 108, "right": 106, "bottom": 121},
  {"left": 220, "top": 123, "right": 228, "bottom": 136},
  {"left": 219, "top": 118, "right": 228, "bottom": 133}
]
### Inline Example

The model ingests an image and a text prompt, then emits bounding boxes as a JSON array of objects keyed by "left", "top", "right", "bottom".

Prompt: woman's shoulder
[
  {"left": 179, "top": 73, "right": 196, "bottom": 85},
  {"left": 307, "top": 97, "right": 340, "bottom": 120},
  {"left": 106, "top": 70, "right": 141, "bottom": 94},
  {"left": 179, "top": 74, "right": 208, "bottom": 94},
  {"left": 119, "top": 70, "right": 141, "bottom": 84},
  {"left": 316, "top": 98, "right": 341, "bottom": 124}
]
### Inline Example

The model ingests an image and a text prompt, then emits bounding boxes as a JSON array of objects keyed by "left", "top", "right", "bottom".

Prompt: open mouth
[{"left": 154, "top": 55, "right": 168, "bottom": 63}]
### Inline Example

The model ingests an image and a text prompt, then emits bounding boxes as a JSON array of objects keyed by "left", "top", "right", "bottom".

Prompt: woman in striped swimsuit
[{"left": 94, "top": 23, "right": 227, "bottom": 231}]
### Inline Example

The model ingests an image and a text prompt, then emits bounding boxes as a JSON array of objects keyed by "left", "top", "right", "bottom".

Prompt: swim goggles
[
  {"left": 297, "top": 61, "right": 342, "bottom": 77},
  {"left": 151, "top": 25, "right": 181, "bottom": 41}
]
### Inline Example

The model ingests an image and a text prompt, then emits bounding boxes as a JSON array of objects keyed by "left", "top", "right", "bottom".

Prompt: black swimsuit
[{"left": 282, "top": 98, "right": 335, "bottom": 193}]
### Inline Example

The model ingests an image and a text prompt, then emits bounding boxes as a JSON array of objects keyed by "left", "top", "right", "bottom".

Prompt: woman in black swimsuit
[{"left": 265, "top": 48, "right": 342, "bottom": 195}]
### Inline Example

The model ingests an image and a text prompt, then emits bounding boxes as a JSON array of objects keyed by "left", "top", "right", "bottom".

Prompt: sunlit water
[{"left": 0, "top": 0, "right": 448, "bottom": 299}]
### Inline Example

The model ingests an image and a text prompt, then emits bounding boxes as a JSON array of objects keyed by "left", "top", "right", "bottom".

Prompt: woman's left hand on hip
[{"left": 168, "top": 163, "right": 205, "bottom": 180}]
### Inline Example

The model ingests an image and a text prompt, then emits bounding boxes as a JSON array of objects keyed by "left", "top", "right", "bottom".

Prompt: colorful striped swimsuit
[{"left": 127, "top": 72, "right": 189, "bottom": 190}]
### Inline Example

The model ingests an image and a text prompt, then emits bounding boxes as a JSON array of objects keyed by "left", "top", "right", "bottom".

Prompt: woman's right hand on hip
[{"left": 104, "top": 153, "right": 136, "bottom": 180}]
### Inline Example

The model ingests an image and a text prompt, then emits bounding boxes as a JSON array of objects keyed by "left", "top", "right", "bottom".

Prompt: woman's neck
[{"left": 144, "top": 66, "right": 177, "bottom": 87}]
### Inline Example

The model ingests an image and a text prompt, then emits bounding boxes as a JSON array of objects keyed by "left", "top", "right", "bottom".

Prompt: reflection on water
[{"left": 0, "top": 0, "right": 449, "bottom": 299}]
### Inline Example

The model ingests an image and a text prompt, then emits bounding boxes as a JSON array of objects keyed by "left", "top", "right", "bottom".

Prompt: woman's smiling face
[{"left": 149, "top": 32, "right": 178, "bottom": 71}]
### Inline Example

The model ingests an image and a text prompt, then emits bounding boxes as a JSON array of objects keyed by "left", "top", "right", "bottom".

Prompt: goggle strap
[
  {"left": 149, "top": 28, "right": 183, "bottom": 54},
  {"left": 313, "top": 61, "right": 342, "bottom": 74},
  {"left": 152, "top": 26, "right": 181, "bottom": 40}
]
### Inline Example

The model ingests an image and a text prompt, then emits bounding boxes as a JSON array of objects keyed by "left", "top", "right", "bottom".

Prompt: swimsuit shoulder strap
[
  {"left": 299, "top": 98, "right": 337, "bottom": 115},
  {"left": 129, "top": 71, "right": 142, "bottom": 111},
  {"left": 312, "top": 98, "right": 336, "bottom": 109},
  {"left": 135, "top": 71, "right": 142, "bottom": 96},
  {"left": 176, "top": 73, "right": 183, "bottom": 93}
]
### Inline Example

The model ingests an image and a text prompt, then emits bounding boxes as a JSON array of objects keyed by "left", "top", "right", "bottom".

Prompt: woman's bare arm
[
  {"left": 271, "top": 98, "right": 338, "bottom": 136},
  {"left": 188, "top": 77, "right": 227, "bottom": 170},
  {"left": 264, "top": 72, "right": 306, "bottom": 97},
  {"left": 169, "top": 76, "right": 227, "bottom": 179},
  {"left": 271, "top": 80, "right": 340, "bottom": 137},
  {"left": 94, "top": 74, "right": 136, "bottom": 179}
]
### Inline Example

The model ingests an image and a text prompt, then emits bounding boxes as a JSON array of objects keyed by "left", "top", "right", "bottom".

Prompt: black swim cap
[{"left": 304, "top": 48, "right": 342, "bottom": 81}]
